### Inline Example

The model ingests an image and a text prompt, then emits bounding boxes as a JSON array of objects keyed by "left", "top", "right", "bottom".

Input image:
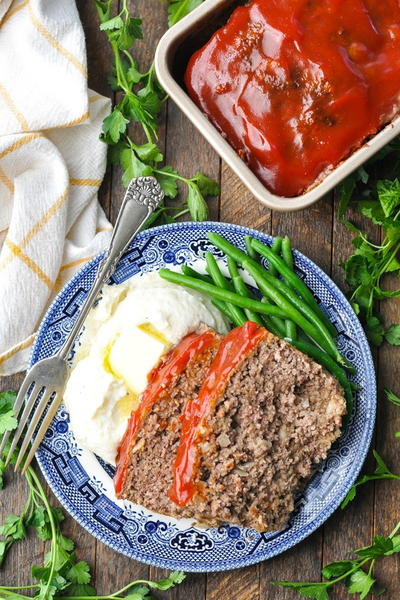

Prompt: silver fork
[{"left": 0, "top": 176, "right": 164, "bottom": 474}]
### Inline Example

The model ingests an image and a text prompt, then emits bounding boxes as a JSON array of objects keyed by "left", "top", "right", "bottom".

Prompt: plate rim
[{"left": 31, "top": 220, "right": 376, "bottom": 572}]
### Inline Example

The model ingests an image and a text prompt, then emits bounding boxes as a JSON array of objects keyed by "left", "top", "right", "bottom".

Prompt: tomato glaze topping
[
  {"left": 169, "top": 321, "right": 267, "bottom": 507},
  {"left": 185, "top": 0, "right": 400, "bottom": 197},
  {"left": 114, "top": 329, "right": 218, "bottom": 496}
]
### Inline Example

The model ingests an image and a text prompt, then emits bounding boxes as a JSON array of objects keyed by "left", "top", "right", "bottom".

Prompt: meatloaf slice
[
  {"left": 117, "top": 322, "right": 346, "bottom": 532},
  {"left": 115, "top": 326, "right": 221, "bottom": 510}
]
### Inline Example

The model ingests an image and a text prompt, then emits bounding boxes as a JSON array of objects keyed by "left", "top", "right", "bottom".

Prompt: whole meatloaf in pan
[
  {"left": 155, "top": 0, "right": 400, "bottom": 211},
  {"left": 115, "top": 322, "right": 346, "bottom": 532}
]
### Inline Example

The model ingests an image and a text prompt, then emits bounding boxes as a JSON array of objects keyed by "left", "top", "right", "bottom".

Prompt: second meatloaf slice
[{"left": 117, "top": 322, "right": 346, "bottom": 532}]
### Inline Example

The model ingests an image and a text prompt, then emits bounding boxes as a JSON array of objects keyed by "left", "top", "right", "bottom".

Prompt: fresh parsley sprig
[
  {"left": 341, "top": 450, "right": 400, "bottom": 509},
  {"left": 273, "top": 520, "right": 400, "bottom": 600},
  {"left": 94, "top": 0, "right": 218, "bottom": 227},
  {"left": 160, "top": 0, "right": 204, "bottom": 27},
  {"left": 385, "top": 389, "right": 400, "bottom": 438},
  {"left": 0, "top": 391, "right": 185, "bottom": 600},
  {"left": 338, "top": 137, "right": 400, "bottom": 346}
]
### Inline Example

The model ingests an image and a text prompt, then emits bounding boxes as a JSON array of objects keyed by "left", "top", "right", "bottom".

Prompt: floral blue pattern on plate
[{"left": 31, "top": 221, "right": 376, "bottom": 572}]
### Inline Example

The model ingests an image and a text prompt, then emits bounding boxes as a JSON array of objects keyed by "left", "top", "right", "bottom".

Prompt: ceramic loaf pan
[{"left": 155, "top": 0, "right": 400, "bottom": 212}]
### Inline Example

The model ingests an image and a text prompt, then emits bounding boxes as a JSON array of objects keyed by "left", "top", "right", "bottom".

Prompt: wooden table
[{"left": 1, "top": 1, "right": 399, "bottom": 597}]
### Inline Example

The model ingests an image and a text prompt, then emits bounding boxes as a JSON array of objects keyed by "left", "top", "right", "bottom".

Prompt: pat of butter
[{"left": 107, "top": 324, "right": 170, "bottom": 395}]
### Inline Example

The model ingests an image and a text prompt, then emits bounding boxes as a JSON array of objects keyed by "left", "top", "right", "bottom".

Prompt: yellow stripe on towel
[
  {"left": 28, "top": 2, "right": 87, "bottom": 77},
  {"left": 0, "top": 83, "right": 29, "bottom": 131},
  {"left": 5, "top": 239, "right": 53, "bottom": 289}
]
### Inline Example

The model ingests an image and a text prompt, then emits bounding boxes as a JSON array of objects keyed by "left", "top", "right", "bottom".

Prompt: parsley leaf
[
  {"left": 355, "top": 535, "right": 396, "bottom": 559},
  {"left": 162, "top": 0, "right": 205, "bottom": 27},
  {"left": 191, "top": 172, "right": 220, "bottom": 197},
  {"left": 147, "top": 570, "right": 186, "bottom": 589},
  {"left": 66, "top": 583, "right": 98, "bottom": 597},
  {"left": 272, "top": 582, "right": 330, "bottom": 599},
  {"left": 187, "top": 181, "right": 209, "bottom": 221},
  {"left": 386, "top": 388, "right": 400, "bottom": 407},
  {"left": 0, "top": 390, "right": 17, "bottom": 435},
  {"left": 341, "top": 450, "right": 400, "bottom": 508},
  {"left": 385, "top": 323, "right": 400, "bottom": 345},
  {"left": 347, "top": 570, "right": 375, "bottom": 599},
  {"left": 101, "top": 108, "right": 129, "bottom": 144},
  {"left": 377, "top": 179, "right": 400, "bottom": 217},
  {"left": 66, "top": 561, "right": 91, "bottom": 584},
  {"left": 321, "top": 560, "right": 356, "bottom": 579},
  {"left": 155, "top": 165, "right": 179, "bottom": 198}
]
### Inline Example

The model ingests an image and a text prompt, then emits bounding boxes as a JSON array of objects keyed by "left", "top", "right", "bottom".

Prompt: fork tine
[
  {"left": 14, "top": 388, "right": 55, "bottom": 471},
  {"left": 20, "top": 392, "right": 62, "bottom": 474},
  {"left": 4, "top": 382, "right": 43, "bottom": 467},
  {"left": 0, "top": 376, "right": 35, "bottom": 459}
]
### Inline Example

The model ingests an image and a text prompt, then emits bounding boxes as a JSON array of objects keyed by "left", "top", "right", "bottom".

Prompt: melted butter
[
  {"left": 103, "top": 338, "right": 119, "bottom": 377},
  {"left": 137, "top": 322, "right": 171, "bottom": 347},
  {"left": 103, "top": 342, "right": 139, "bottom": 416},
  {"left": 116, "top": 392, "right": 140, "bottom": 417}
]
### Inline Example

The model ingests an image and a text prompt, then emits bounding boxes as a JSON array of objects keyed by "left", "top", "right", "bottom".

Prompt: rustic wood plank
[
  {"left": 219, "top": 161, "right": 271, "bottom": 230},
  {"left": 207, "top": 565, "right": 259, "bottom": 600}
]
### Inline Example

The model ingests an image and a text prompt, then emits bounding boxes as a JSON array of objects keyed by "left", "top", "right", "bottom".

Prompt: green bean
[
  {"left": 205, "top": 253, "right": 247, "bottom": 326},
  {"left": 350, "top": 382, "right": 362, "bottom": 391},
  {"left": 285, "top": 337, "right": 353, "bottom": 417},
  {"left": 285, "top": 320, "right": 297, "bottom": 340},
  {"left": 281, "top": 235, "right": 294, "bottom": 270},
  {"left": 245, "top": 235, "right": 259, "bottom": 262},
  {"left": 159, "top": 269, "right": 288, "bottom": 318},
  {"left": 281, "top": 236, "right": 297, "bottom": 340},
  {"left": 211, "top": 298, "right": 241, "bottom": 327},
  {"left": 271, "top": 236, "right": 283, "bottom": 254},
  {"left": 227, "top": 256, "right": 240, "bottom": 280},
  {"left": 269, "top": 236, "right": 283, "bottom": 276},
  {"left": 250, "top": 237, "right": 337, "bottom": 337},
  {"left": 207, "top": 232, "right": 344, "bottom": 365},
  {"left": 261, "top": 297, "right": 287, "bottom": 337},
  {"left": 181, "top": 265, "right": 212, "bottom": 283}
]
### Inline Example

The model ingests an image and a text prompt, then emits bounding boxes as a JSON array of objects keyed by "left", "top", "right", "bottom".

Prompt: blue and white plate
[{"left": 32, "top": 221, "right": 376, "bottom": 572}]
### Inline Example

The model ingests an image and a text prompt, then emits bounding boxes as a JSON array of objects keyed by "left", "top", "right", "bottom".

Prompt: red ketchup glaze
[
  {"left": 114, "top": 329, "right": 218, "bottom": 496},
  {"left": 169, "top": 321, "right": 267, "bottom": 507},
  {"left": 185, "top": 0, "right": 400, "bottom": 197}
]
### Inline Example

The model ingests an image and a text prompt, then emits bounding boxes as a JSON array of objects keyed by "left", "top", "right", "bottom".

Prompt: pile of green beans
[{"left": 159, "top": 232, "right": 356, "bottom": 413}]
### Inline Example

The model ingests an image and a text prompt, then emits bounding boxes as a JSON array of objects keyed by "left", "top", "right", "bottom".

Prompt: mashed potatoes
[{"left": 63, "top": 271, "right": 228, "bottom": 465}]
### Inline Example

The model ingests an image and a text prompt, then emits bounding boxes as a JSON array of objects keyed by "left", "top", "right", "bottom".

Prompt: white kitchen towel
[{"left": 0, "top": 0, "right": 113, "bottom": 375}]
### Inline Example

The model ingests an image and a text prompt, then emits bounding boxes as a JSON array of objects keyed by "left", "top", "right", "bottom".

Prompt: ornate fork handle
[{"left": 59, "top": 177, "right": 164, "bottom": 360}]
